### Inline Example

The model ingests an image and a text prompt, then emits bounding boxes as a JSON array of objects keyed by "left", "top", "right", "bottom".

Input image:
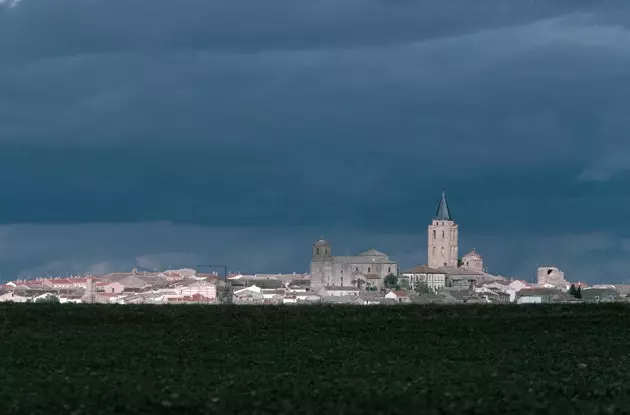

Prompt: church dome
[{"left": 463, "top": 249, "right": 482, "bottom": 258}]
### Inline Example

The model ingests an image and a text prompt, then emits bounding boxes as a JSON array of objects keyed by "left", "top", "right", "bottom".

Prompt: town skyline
[{"left": 2, "top": 190, "right": 624, "bottom": 286}]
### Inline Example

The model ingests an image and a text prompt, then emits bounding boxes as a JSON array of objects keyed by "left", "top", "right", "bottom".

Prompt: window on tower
[
  {"left": 433, "top": 230, "right": 436, "bottom": 239},
  {"left": 316, "top": 248, "right": 320, "bottom": 255},
  {"left": 442, "top": 231, "right": 445, "bottom": 238}
]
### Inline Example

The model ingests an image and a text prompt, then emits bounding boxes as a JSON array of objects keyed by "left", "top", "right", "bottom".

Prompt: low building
[
  {"left": 59, "top": 294, "right": 83, "bottom": 304},
  {"left": 581, "top": 288, "right": 622, "bottom": 303},
  {"left": 171, "top": 279, "right": 217, "bottom": 301},
  {"left": 321, "top": 287, "right": 360, "bottom": 297},
  {"left": 478, "top": 290, "right": 510, "bottom": 304},
  {"left": 444, "top": 291, "right": 487, "bottom": 304},
  {"left": 261, "top": 289, "right": 285, "bottom": 304},
  {"left": 402, "top": 265, "right": 446, "bottom": 291},
  {"left": 93, "top": 293, "right": 119, "bottom": 304},
  {"left": 102, "top": 275, "right": 148, "bottom": 294},
  {"left": 320, "top": 295, "right": 366, "bottom": 305},
  {"left": 167, "top": 293, "right": 215, "bottom": 304},
  {"left": 441, "top": 267, "right": 489, "bottom": 290},
  {"left": 0, "top": 292, "right": 30, "bottom": 303},
  {"left": 384, "top": 290, "right": 411, "bottom": 303},
  {"left": 232, "top": 285, "right": 264, "bottom": 304},
  {"left": 481, "top": 280, "right": 529, "bottom": 302},
  {"left": 516, "top": 288, "right": 574, "bottom": 304},
  {"left": 42, "top": 278, "right": 89, "bottom": 290}
]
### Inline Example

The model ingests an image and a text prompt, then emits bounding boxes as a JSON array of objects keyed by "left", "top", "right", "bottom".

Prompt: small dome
[{"left": 314, "top": 237, "right": 329, "bottom": 246}]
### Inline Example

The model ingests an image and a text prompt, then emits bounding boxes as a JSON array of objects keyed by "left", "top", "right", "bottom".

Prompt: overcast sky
[{"left": 1, "top": 0, "right": 630, "bottom": 283}]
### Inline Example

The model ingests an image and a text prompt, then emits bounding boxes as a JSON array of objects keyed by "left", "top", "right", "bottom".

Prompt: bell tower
[
  {"left": 312, "top": 237, "right": 331, "bottom": 260},
  {"left": 428, "top": 191, "right": 458, "bottom": 268},
  {"left": 310, "top": 237, "right": 332, "bottom": 292}
]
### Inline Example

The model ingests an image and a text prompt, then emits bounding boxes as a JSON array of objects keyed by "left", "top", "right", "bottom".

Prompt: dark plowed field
[{"left": 1, "top": 304, "right": 629, "bottom": 414}]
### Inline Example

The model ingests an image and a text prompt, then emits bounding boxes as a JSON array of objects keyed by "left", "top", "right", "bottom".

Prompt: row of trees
[
  {"left": 568, "top": 284, "right": 583, "bottom": 299},
  {"left": 384, "top": 274, "right": 431, "bottom": 293}
]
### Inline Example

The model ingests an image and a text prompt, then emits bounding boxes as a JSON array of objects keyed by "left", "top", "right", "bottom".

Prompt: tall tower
[
  {"left": 428, "top": 191, "right": 459, "bottom": 268},
  {"left": 310, "top": 237, "right": 332, "bottom": 291}
]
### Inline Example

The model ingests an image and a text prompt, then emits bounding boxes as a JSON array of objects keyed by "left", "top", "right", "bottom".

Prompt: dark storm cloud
[
  {"left": 0, "top": 0, "right": 610, "bottom": 58},
  {"left": 1, "top": 1, "right": 630, "bottom": 280}
]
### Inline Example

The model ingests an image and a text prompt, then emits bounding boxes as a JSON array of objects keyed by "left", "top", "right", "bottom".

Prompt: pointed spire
[{"left": 435, "top": 190, "right": 453, "bottom": 221}]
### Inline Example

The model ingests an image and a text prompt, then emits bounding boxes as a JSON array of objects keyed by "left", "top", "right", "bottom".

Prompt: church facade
[{"left": 310, "top": 239, "right": 397, "bottom": 292}]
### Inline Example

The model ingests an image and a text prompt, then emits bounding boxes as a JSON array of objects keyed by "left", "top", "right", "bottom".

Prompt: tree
[
  {"left": 576, "top": 286, "right": 582, "bottom": 299},
  {"left": 35, "top": 295, "right": 60, "bottom": 304},
  {"left": 384, "top": 273, "right": 398, "bottom": 289},
  {"left": 568, "top": 284, "right": 578, "bottom": 298},
  {"left": 414, "top": 282, "right": 430, "bottom": 294}
]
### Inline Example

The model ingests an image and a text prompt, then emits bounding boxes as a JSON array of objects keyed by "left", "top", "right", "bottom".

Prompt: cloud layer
[
  {"left": 5, "top": 222, "right": 630, "bottom": 284},
  {"left": 1, "top": 1, "right": 630, "bottom": 280}
]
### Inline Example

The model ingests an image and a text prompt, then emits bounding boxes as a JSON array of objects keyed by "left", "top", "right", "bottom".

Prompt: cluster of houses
[
  {"left": 1, "top": 265, "right": 629, "bottom": 306},
  {"left": 0, "top": 268, "right": 222, "bottom": 305}
]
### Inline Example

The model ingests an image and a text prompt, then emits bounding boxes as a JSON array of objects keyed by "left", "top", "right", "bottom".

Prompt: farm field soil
[{"left": 1, "top": 304, "right": 630, "bottom": 414}]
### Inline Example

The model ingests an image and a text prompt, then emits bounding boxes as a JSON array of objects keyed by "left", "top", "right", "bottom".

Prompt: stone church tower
[
  {"left": 428, "top": 191, "right": 458, "bottom": 268},
  {"left": 310, "top": 238, "right": 332, "bottom": 291}
]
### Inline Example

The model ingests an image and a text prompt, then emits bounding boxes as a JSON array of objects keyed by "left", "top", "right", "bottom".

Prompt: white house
[
  {"left": 233, "top": 285, "right": 264, "bottom": 304},
  {"left": 402, "top": 265, "right": 446, "bottom": 291},
  {"left": 172, "top": 280, "right": 217, "bottom": 301},
  {"left": 481, "top": 280, "right": 529, "bottom": 302},
  {"left": 384, "top": 291, "right": 411, "bottom": 303},
  {"left": 0, "top": 292, "right": 29, "bottom": 303}
]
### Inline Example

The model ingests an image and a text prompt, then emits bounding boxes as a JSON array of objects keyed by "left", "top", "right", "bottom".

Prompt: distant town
[{"left": 1, "top": 192, "right": 626, "bottom": 306}]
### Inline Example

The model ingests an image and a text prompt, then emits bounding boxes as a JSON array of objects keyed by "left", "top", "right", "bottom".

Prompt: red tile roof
[
  {"left": 392, "top": 291, "right": 408, "bottom": 297},
  {"left": 168, "top": 293, "right": 212, "bottom": 302}
]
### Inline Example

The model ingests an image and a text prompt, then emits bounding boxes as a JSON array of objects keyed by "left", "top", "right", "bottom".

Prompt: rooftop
[
  {"left": 359, "top": 249, "right": 387, "bottom": 257},
  {"left": 403, "top": 265, "right": 443, "bottom": 274},
  {"left": 435, "top": 190, "right": 453, "bottom": 221}
]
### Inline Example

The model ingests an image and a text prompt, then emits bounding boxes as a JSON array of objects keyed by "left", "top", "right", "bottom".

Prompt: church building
[
  {"left": 403, "top": 191, "right": 501, "bottom": 290},
  {"left": 309, "top": 239, "right": 398, "bottom": 292}
]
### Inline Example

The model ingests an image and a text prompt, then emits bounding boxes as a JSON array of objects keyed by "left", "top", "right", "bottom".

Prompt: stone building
[
  {"left": 428, "top": 191, "right": 459, "bottom": 268},
  {"left": 461, "top": 249, "right": 483, "bottom": 273},
  {"left": 310, "top": 239, "right": 397, "bottom": 292},
  {"left": 537, "top": 266, "right": 568, "bottom": 287}
]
